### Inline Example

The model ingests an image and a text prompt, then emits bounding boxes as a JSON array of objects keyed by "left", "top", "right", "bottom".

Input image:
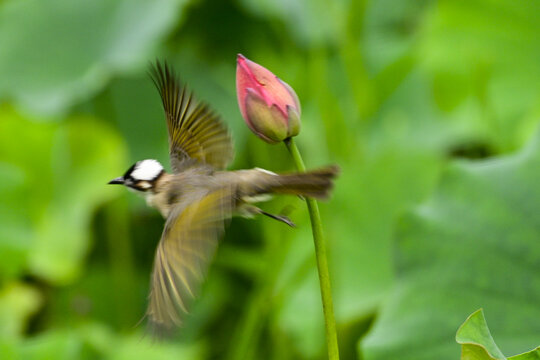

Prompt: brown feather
[
  {"left": 228, "top": 165, "right": 340, "bottom": 200},
  {"left": 149, "top": 61, "right": 234, "bottom": 172},
  {"left": 268, "top": 165, "right": 340, "bottom": 199}
]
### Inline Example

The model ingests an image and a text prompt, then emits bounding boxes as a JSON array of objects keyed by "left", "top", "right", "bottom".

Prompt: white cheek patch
[
  {"left": 138, "top": 181, "right": 152, "bottom": 190},
  {"left": 131, "top": 159, "right": 163, "bottom": 181},
  {"left": 127, "top": 182, "right": 151, "bottom": 195}
]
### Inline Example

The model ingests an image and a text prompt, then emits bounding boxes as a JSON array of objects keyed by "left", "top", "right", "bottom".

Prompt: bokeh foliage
[{"left": 0, "top": 0, "right": 538, "bottom": 359}]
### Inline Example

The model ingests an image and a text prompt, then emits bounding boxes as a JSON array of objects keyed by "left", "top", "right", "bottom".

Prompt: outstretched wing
[
  {"left": 150, "top": 61, "right": 234, "bottom": 172},
  {"left": 146, "top": 187, "right": 235, "bottom": 331}
]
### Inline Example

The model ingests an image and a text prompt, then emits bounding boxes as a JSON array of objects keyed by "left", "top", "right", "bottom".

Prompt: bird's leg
[
  {"left": 259, "top": 210, "right": 296, "bottom": 228},
  {"left": 240, "top": 204, "right": 296, "bottom": 227}
]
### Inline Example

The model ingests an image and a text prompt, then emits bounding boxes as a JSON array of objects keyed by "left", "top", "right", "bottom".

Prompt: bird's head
[{"left": 108, "top": 159, "right": 165, "bottom": 193}]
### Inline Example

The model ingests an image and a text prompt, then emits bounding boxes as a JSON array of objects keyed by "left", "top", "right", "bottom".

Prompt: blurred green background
[{"left": 0, "top": 0, "right": 539, "bottom": 359}]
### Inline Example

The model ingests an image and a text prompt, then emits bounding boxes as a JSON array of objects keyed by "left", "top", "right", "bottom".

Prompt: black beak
[{"left": 108, "top": 177, "right": 125, "bottom": 185}]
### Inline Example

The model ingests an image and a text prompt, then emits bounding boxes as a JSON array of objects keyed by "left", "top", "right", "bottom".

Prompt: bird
[{"left": 108, "top": 60, "right": 339, "bottom": 332}]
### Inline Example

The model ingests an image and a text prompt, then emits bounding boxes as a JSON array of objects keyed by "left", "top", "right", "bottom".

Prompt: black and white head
[{"left": 108, "top": 159, "right": 165, "bottom": 192}]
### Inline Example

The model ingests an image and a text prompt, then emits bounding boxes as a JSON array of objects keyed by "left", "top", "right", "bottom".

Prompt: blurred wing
[
  {"left": 146, "top": 187, "right": 235, "bottom": 331},
  {"left": 150, "top": 61, "right": 234, "bottom": 172}
]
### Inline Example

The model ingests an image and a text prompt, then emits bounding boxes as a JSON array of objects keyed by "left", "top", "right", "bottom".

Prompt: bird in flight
[{"left": 108, "top": 61, "right": 339, "bottom": 332}]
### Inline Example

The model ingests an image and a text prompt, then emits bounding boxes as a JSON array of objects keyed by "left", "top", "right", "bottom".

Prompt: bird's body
[
  {"left": 146, "top": 166, "right": 336, "bottom": 219},
  {"left": 109, "top": 61, "right": 339, "bottom": 332}
]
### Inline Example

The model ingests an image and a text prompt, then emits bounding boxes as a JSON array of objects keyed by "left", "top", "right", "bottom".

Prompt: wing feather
[
  {"left": 149, "top": 61, "right": 234, "bottom": 172},
  {"left": 146, "top": 187, "right": 235, "bottom": 331}
]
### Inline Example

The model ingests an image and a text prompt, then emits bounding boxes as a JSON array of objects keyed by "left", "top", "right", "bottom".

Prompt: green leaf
[
  {"left": 509, "top": 349, "right": 540, "bottom": 360},
  {"left": 0, "top": 0, "right": 189, "bottom": 115},
  {"left": 361, "top": 131, "right": 540, "bottom": 359},
  {"left": 238, "top": 0, "right": 348, "bottom": 46},
  {"left": 19, "top": 330, "right": 83, "bottom": 360},
  {"left": 108, "top": 331, "right": 203, "bottom": 360},
  {"left": 456, "top": 309, "right": 506, "bottom": 360},
  {"left": 456, "top": 309, "right": 540, "bottom": 360},
  {"left": 418, "top": 0, "right": 540, "bottom": 150},
  {"left": 0, "top": 283, "right": 42, "bottom": 339},
  {"left": 13, "top": 324, "right": 204, "bottom": 360},
  {"left": 0, "top": 107, "right": 127, "bottom": 283}
]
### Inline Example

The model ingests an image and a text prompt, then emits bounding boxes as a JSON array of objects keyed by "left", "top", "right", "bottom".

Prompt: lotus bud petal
[{"left": 236, "top": 54, "right": 301, "bottom": 144}]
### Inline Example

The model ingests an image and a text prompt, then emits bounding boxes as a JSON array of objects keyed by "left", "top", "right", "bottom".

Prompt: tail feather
[{"left": 270, "top": 165, "right": 340, "bottom": 199}]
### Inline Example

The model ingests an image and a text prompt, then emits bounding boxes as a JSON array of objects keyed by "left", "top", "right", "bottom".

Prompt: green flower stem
[{"left": 285, "top": 137, "right": 340, "bottom": 360}]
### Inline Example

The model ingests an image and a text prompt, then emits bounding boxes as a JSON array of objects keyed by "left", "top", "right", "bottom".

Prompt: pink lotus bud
[{"left": 236, "top": 54, "right": 301, "bottom": 144}]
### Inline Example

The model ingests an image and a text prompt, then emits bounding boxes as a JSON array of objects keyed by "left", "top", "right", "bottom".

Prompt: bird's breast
[{"left": 144, "top": 191, "right": 171, "bottom": 218}]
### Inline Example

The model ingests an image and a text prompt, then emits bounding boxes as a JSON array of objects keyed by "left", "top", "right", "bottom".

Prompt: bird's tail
[{"left": 269, "top": 165, "right": 340, "bottom": 199}]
